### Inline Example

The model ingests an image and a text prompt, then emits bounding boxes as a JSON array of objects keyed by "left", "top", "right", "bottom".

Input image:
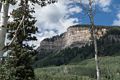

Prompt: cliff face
[
  {"left": 34, "top": 25, "right": 120, "bottom": 68},
  {"left": 37, "top": 25, "right": 108, "bottom": 53}
]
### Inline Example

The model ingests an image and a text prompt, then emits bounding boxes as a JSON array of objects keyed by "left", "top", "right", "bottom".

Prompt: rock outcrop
[{"left": 37, "top": 24, "right": 109, "bottom": 53}]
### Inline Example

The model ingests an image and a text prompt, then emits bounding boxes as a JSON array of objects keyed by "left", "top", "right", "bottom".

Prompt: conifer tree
[
  {"left": 0, "top": 0, "right": 57, "bottom": 80},
  {"left": 0, "top": 0, "right": 37, "bottom": 80}
]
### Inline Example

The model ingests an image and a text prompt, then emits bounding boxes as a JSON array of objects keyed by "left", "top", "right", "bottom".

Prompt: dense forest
[{"left": 0, "top": 0, "right": 120, "bottom": 80}]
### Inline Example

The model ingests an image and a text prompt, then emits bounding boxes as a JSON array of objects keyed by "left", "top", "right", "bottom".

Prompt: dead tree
[{"left": 79, "top": 0, "right": 100, "bottom": 80}]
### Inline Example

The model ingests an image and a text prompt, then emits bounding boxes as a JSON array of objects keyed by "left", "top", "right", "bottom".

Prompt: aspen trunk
[
  {"left": 92, "top": 25, "right": 100, "bottom": 80},
  {"left": 0, "top": 1, "right": 9, "bottom": 60},
  {"left": 88, "top": 0, "right": 100, "bottom": 80}
]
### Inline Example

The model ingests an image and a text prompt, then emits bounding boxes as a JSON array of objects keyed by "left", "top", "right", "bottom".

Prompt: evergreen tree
[
  {"left": 0, "top": 0, "right": 37, "bottom": 80},
  {"left": 0, "top": 0, "right": 57, "bottom": 80}
]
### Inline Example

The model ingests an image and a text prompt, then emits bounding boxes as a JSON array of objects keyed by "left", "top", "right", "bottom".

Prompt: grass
[{"left": 35, "top": 56, "right": 120, "bottom": 80}]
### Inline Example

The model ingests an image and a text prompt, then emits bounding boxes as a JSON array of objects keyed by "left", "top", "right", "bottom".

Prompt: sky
[{"left": 8, "top": 0, "right": 120, "bottom": 48}]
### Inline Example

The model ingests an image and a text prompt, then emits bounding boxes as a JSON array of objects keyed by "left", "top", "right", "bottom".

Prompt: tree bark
[
  {"left": 0, "top": 1, "right": 9, "bottom": 60},
  {"left": 91, "top": 24, "right": 100, "bottom": 80},
  {"left": 88, "top": 0, "right": 100, "bottom": 80}
]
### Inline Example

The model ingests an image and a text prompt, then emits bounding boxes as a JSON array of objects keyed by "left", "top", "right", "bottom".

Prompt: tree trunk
[
  {"left": 0, "top": 1, "right": 9, "bottom": 60},
  {"left": 88, "top": 0, "right": 100, "bottom": 80},
  {"left": 91, "top": 25, "right": 100, "bottom": 80}
]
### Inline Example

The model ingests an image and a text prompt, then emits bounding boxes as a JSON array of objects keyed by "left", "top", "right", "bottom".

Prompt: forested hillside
[
  {"left": 34, "top": 27, "right": 120, "bottom": 68},
  {"left": 0, "top": 0, "right": 119, "bottom": 80}
]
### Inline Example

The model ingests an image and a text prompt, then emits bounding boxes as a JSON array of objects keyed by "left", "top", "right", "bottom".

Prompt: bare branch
[
  {"left": 8, "top": 15, "right": 25, "bottom": 46},
  {"left": 1, "top": 15, "right": 25, "bottom": 51}
]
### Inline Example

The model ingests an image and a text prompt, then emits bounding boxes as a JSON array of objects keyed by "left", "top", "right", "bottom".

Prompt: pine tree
[
  {"left": 0, "top": 0, "right": 37, "bottom": 80},
  {"left": 0, "top": 0, "right": 57, "bottom": 80}
]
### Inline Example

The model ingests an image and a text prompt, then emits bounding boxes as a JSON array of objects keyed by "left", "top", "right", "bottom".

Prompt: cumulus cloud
[
  {"left": 113, "top": 12, "right": 120, "bottom": 26},
  {"left": 33, "top": 0, "right": 112, "bottom": 47},
  {"left": 8, "top": 0, "right": 112, "bottom": 48},
  {"left": 33, "top": 0, "right": 82, "bottom": 47},
  {"left": 6, "top": 0, "right": 81, "bottom": 48}
]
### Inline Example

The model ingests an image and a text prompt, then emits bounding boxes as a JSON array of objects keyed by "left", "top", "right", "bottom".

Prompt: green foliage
[
  {"left": 107, "top": 27, "right": 120, "bottom": 35},
  {"left": 38, "top": 0, "right": 57, "bottom": 7},
  {"left": 0, "top": 45, "right": 36, "bottom": 80},
  {"left": 0, "top": 0, "right": 37, "bottom": 80},
  {"left": 34, "top": 27, "right": 120, "bottom": 67},
  {"left": 35, "top": 56, "right": 120, "bottom": 80},
  {"left": 0, "top": 0, "right": 58, "bottom": 79},
  {"left": 34, "top": 46, "right": 94, "bottom": 67}
]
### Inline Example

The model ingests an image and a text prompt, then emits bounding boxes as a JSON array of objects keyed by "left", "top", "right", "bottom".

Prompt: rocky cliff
[
  {"left": 34, "top": 25, "right": 120, "bottom": 67},
  {"left": 37, "top": 24, "right": 110, "bottom": 53}
]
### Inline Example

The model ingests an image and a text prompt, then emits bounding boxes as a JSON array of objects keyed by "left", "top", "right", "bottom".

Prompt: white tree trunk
[
  {"left": 92, "top": 27, "right": 100, "bottom": 80},
  {"left": 0, "top": 1, "right": 9, "bottom": 60},
  {"left": 88, "top": 0, "right": 100, "bottom": 80}
]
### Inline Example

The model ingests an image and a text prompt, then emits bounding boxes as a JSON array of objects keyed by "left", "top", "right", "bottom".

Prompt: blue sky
[
  {"left": 27, "top": 0, "right": 120, "bottom": 47},
  {"left": 80, "top": 0, "right": 120, "bottom": 26}
]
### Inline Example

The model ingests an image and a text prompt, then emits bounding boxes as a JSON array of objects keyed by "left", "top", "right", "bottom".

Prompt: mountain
[
  {"left": 34, "top": 24, "right": 120, "bottom": 68},
  {"left": 37, "top": 24, "right": 109, "bottom": 53}
]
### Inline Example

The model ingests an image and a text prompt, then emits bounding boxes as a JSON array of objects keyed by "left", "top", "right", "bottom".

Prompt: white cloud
[
  {"left": 98, "top": 0, "right": 111, "bottom": 12},
  {"left": 69, "top": 6, "right": 82, "bottom": 14},
  {"left": 98, "top": 0, "right": 111, "bottom": 7},
  {"left": 8, "top": 0, "right": 112, "bottom": 48},
  {"left": 33, "top": 0, "right": 112, "bottom": 47},
  {"left": 33, "top": 0, "right": 81, "bottom": 46},
  {"left": 102, "top": 7, "right": 111, "bottom": 12},
  {"left": 113, "top": 12, "right": 120, "bottom": 26},
  {"left": 117, "top": 13, "right": 120, "bottom": 19},
  {"left": 7, "top": 0, "right": 81, "bottom": 48},
  {"left": 74, "top": 0, "right": 111, "bottom": 12}
]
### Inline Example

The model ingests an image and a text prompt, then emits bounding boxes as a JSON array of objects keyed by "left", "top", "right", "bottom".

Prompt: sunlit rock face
[{"left": 37, "top": 24, "right": 108, "bottom": 53}]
